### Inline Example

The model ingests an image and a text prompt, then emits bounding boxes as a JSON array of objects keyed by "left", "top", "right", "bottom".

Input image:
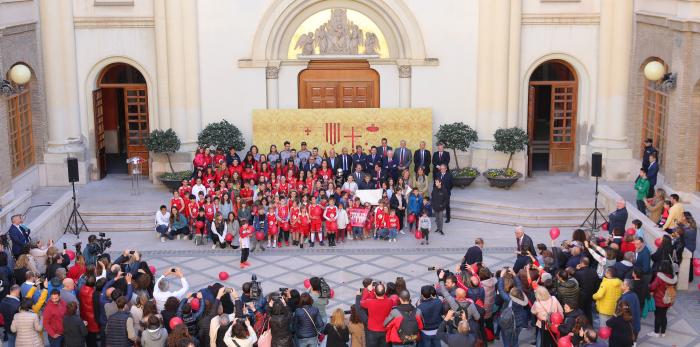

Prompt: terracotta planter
[
  {"left": 483, "top": 172, "right": 523, "bottom": 189},
  {"left": 453, "top": 176, "right": 477, "bottom": 188}
]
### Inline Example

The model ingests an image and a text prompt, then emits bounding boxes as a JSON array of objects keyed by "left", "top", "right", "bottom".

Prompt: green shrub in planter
[
  {"left": 452, "top": 167, "right": 480, "bottom": 178},
  {"left": 435, "top": 122, "right": 478, "bottom": 170},
  {"left": 160, "top": 170, "right": 192, "bottom": 181},
  {"left": 145, "top": 128, "right": 181, "bottom": 173},
  {"left": 484, "top": 168, "right": 518, "bottom": 178},
  {"left": 197, "top": 120, "right": 245, "bottom": 152},
  {"left": 492, "top": 127, "right": 528, "bottom": 171}
]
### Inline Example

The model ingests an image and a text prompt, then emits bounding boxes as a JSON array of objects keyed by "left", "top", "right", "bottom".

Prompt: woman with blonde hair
[
  {"left": 13, "top": 254, "right": 37, "bottom": 285},
  {"left": 322, "top": 308, "right": 350, "bottom": 347},
  {"left": 531, "top": 286, "right": 563, "bottom": 347},
  {"left": 410, "top": 166, "right": 430, "bottom": 197},
  {"left": 645, "top": 188, "right": 667, "bottom": 224}
]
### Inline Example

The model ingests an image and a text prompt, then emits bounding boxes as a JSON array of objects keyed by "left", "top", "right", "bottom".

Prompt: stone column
[
  {"left": 182, "top": 0, "right": 202, "bottom": 145},
  {"left": 506, "top": 0, "right": 522, "bottom": 127},
  {"left": 588, "top": 0, "right": 634, "bottom": 180},
  {"left": 398, "top": 65, "right": 412, "bottom": 108},
  {"left": 39, "top": 0, "right": 86, "bottom": 185},
  {"left": 266, "top": 66, "right": 279, "bottom": 109},
  {"left": 475, "top": 0, "right": 510, "bottom": 140},
  {"left": 153, "top": 0, "right": 171, "bottom": 130}
]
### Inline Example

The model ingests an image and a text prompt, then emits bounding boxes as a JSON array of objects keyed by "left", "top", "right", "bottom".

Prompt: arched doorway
[
  {"left": 527, "top": 60, "right": 578, "bottom": 175},
  {"left": 93, "top": 63, "right": 149, "bottom": 178},
  {"left": 298, "top": 60, "right": 380, "bottom": 108}
]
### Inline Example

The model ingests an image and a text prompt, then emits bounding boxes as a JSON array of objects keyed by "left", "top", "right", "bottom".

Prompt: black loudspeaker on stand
[
  {"left": 64, "top": 157, "right": 89, "bottom": 237},
  {"left": 581, "top": 152, "right": 608, "bottom": 230}
]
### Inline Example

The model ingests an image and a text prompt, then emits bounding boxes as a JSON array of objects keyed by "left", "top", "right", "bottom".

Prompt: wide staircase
[
  {"left": 450, "top": 198, "right": 599, "bottom": 228},
  {"left": 80, "top": 211, "right": 154, "bottom": 233}
]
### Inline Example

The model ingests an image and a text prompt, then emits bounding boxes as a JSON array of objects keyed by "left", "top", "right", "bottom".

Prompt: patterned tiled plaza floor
[{"left": 142, "top": 247, "right": 700, "bottom": 347}]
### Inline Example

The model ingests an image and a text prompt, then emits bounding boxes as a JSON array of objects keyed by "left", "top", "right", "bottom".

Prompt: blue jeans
[
  {"left": 352, "top": 226, "right": 363, "bottom": 237},
  {"left": 156, "top": 224, "right": 171, "bottom": 239},
  {"left": 48, "top": 336, "right": 63, "bottom": 347},
  {"left": 5, "top": 332, "right": 16, "bottom": 347},
  {"left": 418, "top": 332, "right": 441, "bottom": 347},
  {"left": 500, "top": 327, "right": 522, "bottom": 347},
  {"left": 388, "top": 228, "right": 398, "bottom": 239},
  {"left": 296, "top": 337, "right": 319, "bottom": 347}
]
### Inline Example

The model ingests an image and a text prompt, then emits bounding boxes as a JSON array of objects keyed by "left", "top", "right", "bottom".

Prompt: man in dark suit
[
  {"left": 8, "top": 215, "right": 30, "bottom": 258},
  {"left": 646, "top": 153, "right": 658, "bottom": 198},
  {"left": 641, "top": 138, "right": 658, "bottom": 170},
  {"left": 0, "top": 284, "right": 21, "bottom": 344},
  {"left": 376, "top": 138, "right": 393, "bottom": 159},
  {"left": 461, "top": 238, "right": 484, "bottom": 268},
  {"left": 366, "top": 146, "right": 381, "bottom": 172},
  {"left": 393, "top": 140, "right": 412, "bottom": 174},
  {"left": 515, "top": 226, "right": 535, "bottom": 254},
  {"left": 383, "top": 149, "right": 399, "bottom": 182},
  {"left": 372, "top": 163, "right": 386, "bottom": 188},
  {"left": 607, "top": 199, "right": 628, "bottom": 235},
  {"left": 351, "top": 164, "right": 365, "bottom": 185},
  {"left": 327, "top": 149, "right": 340, "bottom": 171},
  {"left": 351, "top": 145, "right": 367, "bottom": 172},
  {"left": 432, "top": 143, "right": 450, "bottom": 171},
  {"left": 413, "top": 141, "right": 432, "bottom": 175},
  {"left": 435, "top": 164, "right": 453, "bottom": 222},
  {"left": 339, "top": 147, "right": 353, "bottom": 178}
]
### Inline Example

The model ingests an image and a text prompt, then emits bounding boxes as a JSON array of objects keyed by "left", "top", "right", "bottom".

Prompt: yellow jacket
[
  {"left": 592, "top": 277, "right": 622, "bottom": 316},
  {"left": 663, "top": 203, "right": 684, "bottom": 230}
]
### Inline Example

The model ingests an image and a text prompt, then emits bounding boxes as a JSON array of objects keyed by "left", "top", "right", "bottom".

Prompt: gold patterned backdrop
[{"left": 252, "top": 108, "right": 433, "bottom": 153}]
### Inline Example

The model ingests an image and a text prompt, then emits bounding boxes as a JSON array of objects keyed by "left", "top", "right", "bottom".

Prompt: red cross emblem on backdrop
[
  {"left": 325, "top": 122, "right": 341, "bottom": 145},
  {"left": 343, "top": 127, "right": 362, "bottom": 148}
]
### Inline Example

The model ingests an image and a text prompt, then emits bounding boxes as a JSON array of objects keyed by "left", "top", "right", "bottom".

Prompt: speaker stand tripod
[
  {"left": 581, "top": 176, "right": 608, "bottom": 231},
  {"left": 64, "top": 181, "right": 88, "bottom": 238}
]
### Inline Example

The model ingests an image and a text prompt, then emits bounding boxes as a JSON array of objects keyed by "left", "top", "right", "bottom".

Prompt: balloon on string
[
  {"left": 598, "top": 326, "right": 612, "bottom": 340},
  {"left": 303, "top": 278, "right": 311, "bottom": 289},
  {"left": 557, "top": 335, "right": 573, "bottom": 347},
  {"left": 330, "top": 288, "right": 335, "bottom": 299},
  {"left": 626, "top": 228, "right": 636, "bottom": 235},
  {"left": 269, "top": 225, "right": 279, "bottom": 236},
  {"left": 218, "top": 271, "right": 229, "bottom": 281},
  {"left": 225, "top": 233, "right": 234, "bottom": 242},
  {"left": 549, "top": 227, "right": 561, "bottom": 240},
  {"left": 190, "top": 298, "right": 201, "bottom": 311},
  {"left": 407, "top": 214, "right": 416, "bottom": 224},
  {"left": 693, "top": 258, "right": 700, "bottom": 267},
  {"left": 601, "top": 222, "right": 609, "bottom": 231},
  {"left": 654, "top": 237, "right": 662, "bottom": 248},
  {"left": 694, "top": 267, "right": 700, "bottom": 277},
  {"left": 549, "top": 312, "right": 564, "bottom": 325},
  {"left": 149, "top": 265, "right": 156, "bottom": 275},
  {"left": 169, "top": 317, "right": 184, "bottom": 330},
  {"left": 415, "top": 231, "right": 423, "bottom": 240},
  {"left": 65, "top": 250, "right": 76, "bottom": 261},
  {"left": 195, "top": 221, "right": 205, "bottom": 230}
]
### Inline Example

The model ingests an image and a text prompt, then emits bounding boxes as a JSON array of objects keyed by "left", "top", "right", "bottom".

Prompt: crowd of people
[
  {"left": 156, "top": 140, "right": 456, "bottom": 267},
  {"left": 1, "top": 210, "right": 696, "bottom": 347}
]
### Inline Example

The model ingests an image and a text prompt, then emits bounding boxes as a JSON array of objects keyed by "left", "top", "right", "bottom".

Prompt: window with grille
[
  {"left": 7, "top": 86, "right": 35, "bottom": 176},
  {"left": 642, "top": 79, "right": 667, "bottom": 167}
]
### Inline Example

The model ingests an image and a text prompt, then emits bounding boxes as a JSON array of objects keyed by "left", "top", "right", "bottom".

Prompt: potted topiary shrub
[
  {"left": 484, "top": 127, "right": 528, "bottom": 189},
  {"left": 145, "top": 128, "right": 190, "bottom": 190},
  {"left": 435, "top": 122, "right": 480, "bottom": 188},
  {"left": 197, "top": 120, "right": 246, "bottom": 153}
]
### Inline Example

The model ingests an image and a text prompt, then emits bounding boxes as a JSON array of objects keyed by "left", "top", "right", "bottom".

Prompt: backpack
[
  {"left": 318, "top": 277, "right": 331, "bottom": 299},
  {"left": 498, "top": 301, "right": 515, "bottom": 332},
  {"left": 397, "top": 309, "right": 420, "bottom": 343},
  {"left": 662, "top": 285, "right": 676, "bottom": 305}
]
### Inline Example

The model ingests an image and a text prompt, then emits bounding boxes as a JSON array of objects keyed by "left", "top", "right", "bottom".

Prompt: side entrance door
[
  {"left": 123, "top": 86, "right": 150, "bottom": 175},
  {"left": 93, "top": 89, "right": 107, "bottom": 179},
  {"left": 549, "top": 83, "right": 577, "bottom": 172}
]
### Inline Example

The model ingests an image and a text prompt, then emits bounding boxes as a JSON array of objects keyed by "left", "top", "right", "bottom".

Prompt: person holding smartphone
[{"left": 153, "top": 268, "right": 189, "bottom": 311}]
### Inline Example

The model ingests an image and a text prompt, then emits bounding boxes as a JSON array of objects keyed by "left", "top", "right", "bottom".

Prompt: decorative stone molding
[
  {"left": 265, "top": 66, "right": 280, "bottom": 79},
  {"left": 521, "top": 14, "right": 599, "bottom": 25},
  {"left": 398, "top": 65, "right": 411, "bottom": 78},
  {"left": 73, "top": 17, "right": 154, "bottom": 28}
]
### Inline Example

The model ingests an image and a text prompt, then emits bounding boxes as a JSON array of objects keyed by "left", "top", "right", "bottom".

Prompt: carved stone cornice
[
  {"left": 398, "top": 65, "right": 412, "bottom": 78},
  {"left": 521, "top": 14, "right": 599, "bottom": 25},
  {"left": 265, "top": 66, "right": 279, "bottom": 79},
  {"left": 73, "top": 17, "right": 154, "bottom": 29}
]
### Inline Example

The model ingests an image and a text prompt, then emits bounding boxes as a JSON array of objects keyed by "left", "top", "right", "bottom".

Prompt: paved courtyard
[{"left": 45, "top": 174, "right": 700, "bottom": 346}]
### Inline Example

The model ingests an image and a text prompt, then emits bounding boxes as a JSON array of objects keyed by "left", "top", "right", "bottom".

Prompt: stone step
[
  {"left": 450, "top": 199, "right": 592, "bottom": 213},
  {"left": 449, "top": 205, "right": 592, "bottom": 220},
  {"left": 84, "top": 225, "right": 154, "bottom": 233},
  {"left": 81, "top": 211, "right": 152, "bottom": 217},
  {"left": 451, "top": 211, "right": 584, "bottom": 228},
  {"left": 81, "top": 216, "right": 153, "bottom": 223}
]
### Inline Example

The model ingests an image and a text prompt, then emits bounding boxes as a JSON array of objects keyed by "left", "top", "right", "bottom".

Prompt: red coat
[
  {"left": 43, "top": 300, "right": 67, "bottom": 337},
  {"left": 649, "top": 272, "right": 677, "bottom": 308},
  {"left": 67, "top": 264, "right": 85, "bottom": 282},
  {"left": 384, "top": 306, "right": 424, "bottom": 344},
  {"left": 79, "top": 286, "right": 100, "bottom": 332}
]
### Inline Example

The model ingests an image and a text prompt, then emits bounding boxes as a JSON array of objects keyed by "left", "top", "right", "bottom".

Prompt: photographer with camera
[
  {"left": 154, "top": 268, "right": 189, "bottom": 311},
  {"left": 436, "top": 270, "right": 480, "bottom": 333},
  {"left": 19, "top": 271, "right": 48, "bottom": 313},
  {"left": 83, "top": 234, "right": 112, "bottom": 266},
  {"left": 308, "top": 277, "right": 330, "bottom": 323},
  {"left": 112, "top": 249, "right": 143, "bottom": 276}
]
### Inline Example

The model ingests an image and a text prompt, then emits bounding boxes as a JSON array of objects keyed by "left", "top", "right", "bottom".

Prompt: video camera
[
  {"left": 428, "top": 266, "right": 454, "bottom": 279},
  {"left": 95, "top": 232, "right": 112, "bottom": 253},
  {"left": 249, "top": 274, "right": 262, "bottom": 301}
]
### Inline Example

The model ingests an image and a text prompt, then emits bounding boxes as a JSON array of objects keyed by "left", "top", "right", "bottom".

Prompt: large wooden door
[
  {"left": 549, "top": 83, "right": 577, "bottom": 172},
  {"left": 299, "top": 60, "right": 379, "bottom": 108},
  {"left": 123, "top": 86, "right": 149, "bottom": 175},
  {"left": 93, "top": 89, "right": 107, "bottom": 179},
  {"left": 527, "top": 86, "right": 536, "bottom": 177}
]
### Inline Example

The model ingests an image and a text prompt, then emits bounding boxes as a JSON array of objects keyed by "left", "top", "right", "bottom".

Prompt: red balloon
[
  {"left": 601, "top": 222, "right": 609, "bottom": 231},
  {"left": 598, "top": 326, "right": 612, "bottom": 340},
  {"left": 65, "top": 249, "right": 76, "bottom": 261},
  {"left": 549, "top": 311, "right": 564, "bottom": 325},
  {"left": 225, "top": 233, "right": 234, "bottom": 242},
  {"left": 195, "top": 221, "right": 205, "bottom": 230},
  {"left": 415, "top": 231, "right": 423, "bottom": 240},
  {"left": 654, "top": 237, "right": 662, "bottom": 248},
  {"left": 694, "top": 267, "right": 700, "bottom": 276},
  {"left": 693, "top": 258, "right": 700, "bottom": 267},
  {"left": 255, "top": 231, "right": 265, "bottom": 241},
  {"left": 169, "top": 317, "right": 184, "bottom": 330},
  {"left": 269, "top": 225, "right": 279, "bottom": 236},
  {"left": 557, "top": 335, "right": 573, "bottom": 347},
  {"left": 697, "top": 283, "right": 700, "bottom": 291},
  {"left": 149, "top": 265, "right": 156, "bottom": 274},
  {"left": 626, "top": 228, "right": 636, "bottom": 235},
  {"left": 218, "top": 271, "right": 229, "bottom": 281},
  {"left": 330, "top": 288, "right": 335, "bottom": 299},
  {"left": 407, "top": 214, "right": 416, "bottom": 224},
  {"left": 303, "top": 278, "right": 311, "bottom": 289},
  {"left": 190, "top": 298, "right": 200, "bottom": 311},
  {"left": 549, "top": 227, "right": 561, "bottom": 240}
]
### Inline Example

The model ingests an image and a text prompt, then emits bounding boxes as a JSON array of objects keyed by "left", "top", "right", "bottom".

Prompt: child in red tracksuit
[{"left": 383, "top": 291, "right": 424, "bottom": 345}]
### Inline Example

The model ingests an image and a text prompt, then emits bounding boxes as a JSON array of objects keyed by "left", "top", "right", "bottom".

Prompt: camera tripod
[
  {"left": 64, "top": 181, "right": 89, "bottom": 238},
  {"left": 581, "top": 176, "right": 607, "bottom": 231}
]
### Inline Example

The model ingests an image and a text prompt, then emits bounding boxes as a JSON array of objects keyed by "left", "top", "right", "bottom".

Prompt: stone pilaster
[
  {"left": 398, "top": 65, "right": 411, "bottom": 108},
  {"left": 266, "top": 66, "right": 279, "bottom": 109}
]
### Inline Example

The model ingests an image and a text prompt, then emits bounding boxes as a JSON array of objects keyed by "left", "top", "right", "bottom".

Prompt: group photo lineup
[{"left": 0, "top": 1, "right": 699, "bottom": 347}]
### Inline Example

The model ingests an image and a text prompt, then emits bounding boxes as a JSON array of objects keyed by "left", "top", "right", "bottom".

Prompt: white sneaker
[
  {"left": 660, "top": 334, "right": 665, "bottom": 338},
  {"left": 272, "top": 243, "right": 277, "bottom": 248},
  {"left": 646, "top": 332, "right": 660, "bottom": 338},
  {"left": 212, "top": 244, "right": 217, "bottom": 249},
  {"left": 160, "top": 237, "right": 166, "bottom": 243},
  {"left": 400, "top": 230, "right": 406, "bottom": 235},
  {"left": 267, "top": 240, "right": 271, "bottom": 248}
]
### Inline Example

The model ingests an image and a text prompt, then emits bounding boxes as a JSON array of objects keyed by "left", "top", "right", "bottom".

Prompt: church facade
[{"left": 1, "top": 0, "right": 699, "bottom": 207}]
